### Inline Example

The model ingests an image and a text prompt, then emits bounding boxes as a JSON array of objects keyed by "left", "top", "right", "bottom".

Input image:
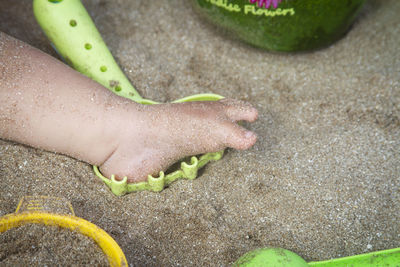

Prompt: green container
[{"left": 192, "top": 0, "right": 366, "bottom": 52}]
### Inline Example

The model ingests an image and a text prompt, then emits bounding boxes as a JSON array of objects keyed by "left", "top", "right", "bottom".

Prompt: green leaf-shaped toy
[{"left": 33, "top": 0, "right": 224, "bottom": 195}]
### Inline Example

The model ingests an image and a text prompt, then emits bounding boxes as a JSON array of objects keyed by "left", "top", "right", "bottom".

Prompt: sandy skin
[{"left": 0, "top": 32, "right": 258, "bottom": 183}]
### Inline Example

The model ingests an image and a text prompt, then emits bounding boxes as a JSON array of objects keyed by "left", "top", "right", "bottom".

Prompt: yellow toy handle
[{"left": 0, "top": 196, "right": 128, "bottom": 267}]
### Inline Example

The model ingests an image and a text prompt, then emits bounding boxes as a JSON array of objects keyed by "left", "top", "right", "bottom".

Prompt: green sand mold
[
  {"left": 94, "top": 152, "right": 223, "bottom": 196},
  {"left": 33, "top": 0, "right": 224, "bottom": 195}
]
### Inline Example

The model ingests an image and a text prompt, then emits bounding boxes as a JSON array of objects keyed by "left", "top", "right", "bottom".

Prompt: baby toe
[
  {"left": 221, "top": 122, "right": 257, "bottom": 150},
  {"left": 220, "top": 99, "right": 258, "bottom": 122}
]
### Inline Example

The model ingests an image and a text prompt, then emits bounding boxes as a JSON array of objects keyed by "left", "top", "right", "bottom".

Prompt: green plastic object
[
  {"left": 308, "top": 247, "right": 400, "bottom": 267},
  {"left": 234, "top": 247, "right": 400, "bottom": 267},
  {"left": 33, "top": 0, "right": 224, "bottom": 195},
  {"left": 233, "top": 247, "right": 308, "bottom": 267},
  {"left": 192, "top": 0, "right": 366, "bottom": 52},
  {"left": 93, "top": 152, "right": 223, "bottom": 196}
]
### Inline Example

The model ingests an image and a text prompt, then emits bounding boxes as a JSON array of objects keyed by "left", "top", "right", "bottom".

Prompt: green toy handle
[
  {"left": 33, "top": 0, "right": 143, "bottom": 101},
  {"left": 308, "top": 247, "right": 400, "bottom": 267},
  {"left": 33, "top": 0, "right": 225, "bottom": 195}
]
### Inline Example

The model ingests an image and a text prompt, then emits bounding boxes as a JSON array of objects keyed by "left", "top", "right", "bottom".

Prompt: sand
[
  {"left": 0, "top": 223, "right": 109, "bottom": 266},
  {"left": 0, "top": 0, "right": 399, "bottom": 266}
]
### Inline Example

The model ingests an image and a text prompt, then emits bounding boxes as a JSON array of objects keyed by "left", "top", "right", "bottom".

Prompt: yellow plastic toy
[{"left": 0, "top": 196, "right": 128, "bottom": 267}]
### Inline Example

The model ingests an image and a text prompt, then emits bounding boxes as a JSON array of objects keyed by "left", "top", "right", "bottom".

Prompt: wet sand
[{"left": 1, "top": 0, "right": 399, "bottom": 265}]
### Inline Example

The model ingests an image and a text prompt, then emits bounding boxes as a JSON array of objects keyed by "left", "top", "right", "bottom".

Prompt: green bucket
[{"left": 192, "top": 0, "right": 366, "bottom": 52}]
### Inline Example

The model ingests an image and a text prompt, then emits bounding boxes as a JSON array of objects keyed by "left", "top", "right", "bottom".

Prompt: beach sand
[
  {"left": 0, "top": 223, "right": 109, "bottom": 265},
  {"left": 0, "top": 0, "right": 399, "bottom": 265}
]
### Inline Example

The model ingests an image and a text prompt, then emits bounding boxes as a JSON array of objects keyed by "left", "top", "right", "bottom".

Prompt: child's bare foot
[
  {"left": 0, "top": 32, "right": 257, "bottom": 184},
  {"left": 99, "top": 99, "right": 258, "bottom": 183}
]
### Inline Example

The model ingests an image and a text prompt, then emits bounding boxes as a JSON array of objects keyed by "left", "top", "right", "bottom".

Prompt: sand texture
[
  {"left": 0, "top": 223, "right": 109, "bottom": 265},
  {"left": 0, "top": 0, "right": 399, "bottom": 266}
]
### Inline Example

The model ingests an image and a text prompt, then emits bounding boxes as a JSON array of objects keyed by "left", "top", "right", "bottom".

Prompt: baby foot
[{"left": 99, "top": 99, "right": 258, "bottom": 183}]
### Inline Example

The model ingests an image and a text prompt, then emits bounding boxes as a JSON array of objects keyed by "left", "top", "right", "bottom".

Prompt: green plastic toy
[
  {"left": 192, "top": 0, "right": 366, "bottom": 52},
  {"left": 234, "top": 247, "right": 400, "bottom": 267},
  {"left": 33, "top": 0, "right": 225, "bottom": 195},
  {"left": 233, "top": 247, "right": 309, "bottom": 267}
]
